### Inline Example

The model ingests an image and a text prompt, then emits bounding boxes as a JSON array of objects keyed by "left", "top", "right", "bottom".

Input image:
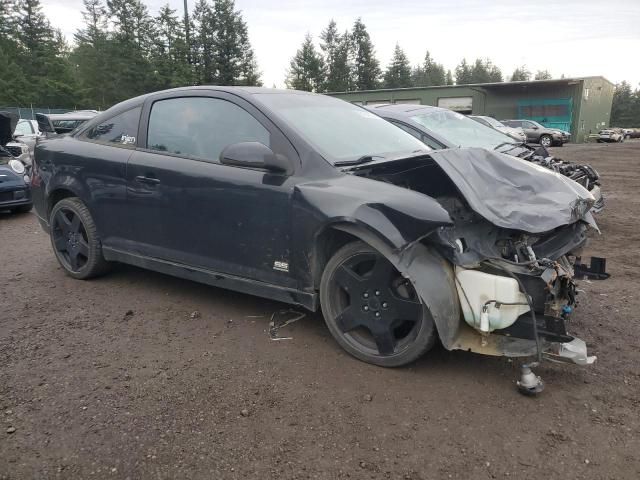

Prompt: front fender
[
  {"left": 292, "top": 174, "right": 461, "bottom": 345},
  {"left": 294, "top": 173, "right": 453, "bottom": 250}
]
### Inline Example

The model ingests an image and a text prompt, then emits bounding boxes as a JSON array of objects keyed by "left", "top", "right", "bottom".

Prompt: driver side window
[{"left": 146, "top": 97, "right": 271, "bottom": 163}]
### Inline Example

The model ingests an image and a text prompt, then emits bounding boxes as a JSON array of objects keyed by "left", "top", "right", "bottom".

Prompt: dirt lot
[{"left": 1, "top": 141, "right": 639, "bottom": 479}]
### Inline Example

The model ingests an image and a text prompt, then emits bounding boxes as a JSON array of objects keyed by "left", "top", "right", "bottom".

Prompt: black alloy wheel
[
  {"left": 320, "top": 241, "right": 436, "bottom": 367},
  {"left": 49, "top": 197, "right": 110, "bottom": 279}
]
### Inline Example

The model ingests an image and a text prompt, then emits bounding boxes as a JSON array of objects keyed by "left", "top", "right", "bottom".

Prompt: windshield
[
  {"left": 254, "top": 93, "right": 427, "bottom": 163},
  {"left": 411, "top": 109, "right": 515, "bottom": 149}
]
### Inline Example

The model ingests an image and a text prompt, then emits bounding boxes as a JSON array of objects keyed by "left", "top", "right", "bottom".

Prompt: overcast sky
[{"left": 43, "top": 0, "right": 640, "bottom": 88}]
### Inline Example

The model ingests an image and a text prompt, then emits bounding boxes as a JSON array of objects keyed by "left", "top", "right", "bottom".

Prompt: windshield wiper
[
  {"left": 494, "top": 141, "right": 526, "bottom": 153},
  {"left": 334, "top": 155, "right": 385, "bottom": 167}
]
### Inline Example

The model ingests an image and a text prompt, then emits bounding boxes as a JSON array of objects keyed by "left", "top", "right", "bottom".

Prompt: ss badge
[{"left": 273, "top": 261, "right": 289, "bottom": 272}]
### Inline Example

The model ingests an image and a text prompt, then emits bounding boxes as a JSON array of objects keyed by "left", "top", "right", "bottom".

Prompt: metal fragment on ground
[{"left": 268, "top": 309, "right": 306, "bottom": 340}]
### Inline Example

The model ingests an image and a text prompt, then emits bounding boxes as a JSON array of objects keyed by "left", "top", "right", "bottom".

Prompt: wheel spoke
[
  {"left": 368, "top": 255, "right": 395, "bottom": 284},
  {"left": 335, "top": 305, "right": 363, "bottom": 333},
  {"left": 53, "top": 235, "right": 68, "bottom": 252},
  {"left": 78, "top": 239, "right": 89, "bottom": 257},
  {"left": 68, "top": 250, "right": 79, "bottom": 270},
  {"left": 70, "top": 213, "right": 81, "bottom": 233},
  {"left": 55, "top": 210, "right": 72, "bottom": 234},
  {"left": 333, "top": 264, "right": 365, "bottom": 291},
  {"left": 370, "top": 325, "right": 396, "bottom": 356},
  {"left": 390, "top": 296, "right": 423, "bottom": 321}
]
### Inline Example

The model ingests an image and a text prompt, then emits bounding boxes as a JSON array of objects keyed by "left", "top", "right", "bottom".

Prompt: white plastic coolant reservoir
[{"left": 455, "top": 267, "right": 530, "bottom": 332}]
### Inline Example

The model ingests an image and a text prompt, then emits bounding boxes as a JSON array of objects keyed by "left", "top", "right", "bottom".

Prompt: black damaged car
[
  {"left": 32, "top": 88, "right": 602, "bottom": 389},
  {"left": 1, "top": 112, "right": 32, "bottom": 214}
]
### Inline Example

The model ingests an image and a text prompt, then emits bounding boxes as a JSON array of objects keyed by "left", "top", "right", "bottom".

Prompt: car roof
[{"left": 47, "top": 112, "right": 98, "bottom": 121}]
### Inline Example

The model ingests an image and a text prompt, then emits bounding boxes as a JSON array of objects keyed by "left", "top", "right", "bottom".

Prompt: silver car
[{"left": 469, "top": 116, "right": 526, "bottom": 142}]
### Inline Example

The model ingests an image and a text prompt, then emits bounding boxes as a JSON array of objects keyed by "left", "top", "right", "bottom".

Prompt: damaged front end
[
  {"left": 499, "top": 143, "right": 605, "bottom": 213},
  {"left": 346, "top": 148, "right": 603, "bottom": 368}
]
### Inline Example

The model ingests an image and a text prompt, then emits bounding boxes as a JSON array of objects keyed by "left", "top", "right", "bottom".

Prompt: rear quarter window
[{"left": 82, "top": 107, "right": 141, "bottom": 148}]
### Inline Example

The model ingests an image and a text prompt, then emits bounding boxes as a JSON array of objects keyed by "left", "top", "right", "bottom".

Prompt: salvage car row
[
  {"left": 26, "top": 87, "right": 608, "bottom": 394},
  {"left": 1, "top": 110, "right": 99, "bottom": 213}
]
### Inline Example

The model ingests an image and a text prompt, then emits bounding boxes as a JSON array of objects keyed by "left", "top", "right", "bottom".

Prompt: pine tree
[
  {"left": 235, "top": 9, "right": 261, "bottom": 86},
  {"left": 71, "top": 0, "right": 110, "bottom": 107},
  {"left": 15, "top": 0, "right": 77, "bottom": 105},
  {"left": 383, "top": 43, "right": 412, "bottom": 88},
  {"left": 445, "top": 69, "right": 454, "bottom": 85},
  {"left": 351, "top": 18, "right": 380, "bottom": 90},
  {"left": 510, "top": 65, "right": 530, "bottom": 81},
  {"left": 202, "top": 0, "right": 260, "bottom": 86},
  {"left": 191, "top": 0, "right": 215, "bottom": 83},
  {"left": 455, "top": 58, "right": 472, "bottom": 84},
  {"left": 320, "top": 20, "right": 351, "bottom": 92},
  {"left": 534, "top": 70, "right": 552, "bottom": 80},
  {"left": 412, "top": 51, "right": 446, "bottom": 86},
  {"left": 151, "top": 4, "right": 192, "bottom": 89},
  {"left": 105, "top": 0, "right": 156, "bottom": 103},
  {"left": 464, "top": 58, "right": 503, "bottom": 83},
  {"left": 611, "top": 81, "right": 636, "bottom": 126},
  {"left": 285, "top": 33, "right": 324, "bottom": 92},
  {"left": 0, "top": 0, "right": 29, "bottom": 104},
  {"left": 211, "top": 0, "right": 241, "bottom": 84}
]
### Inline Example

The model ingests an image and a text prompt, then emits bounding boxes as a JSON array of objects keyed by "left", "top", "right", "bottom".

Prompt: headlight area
[
  {"left": 430, "top": 216, "right": 601, "bottom": 393},
  {"left": 9, "top": 159, "right": 25, "bottom": 175}
]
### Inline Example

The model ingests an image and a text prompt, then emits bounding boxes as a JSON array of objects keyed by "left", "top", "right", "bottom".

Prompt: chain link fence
[{"left": 0, "top": 106, "right": 78, "bottom": 120}]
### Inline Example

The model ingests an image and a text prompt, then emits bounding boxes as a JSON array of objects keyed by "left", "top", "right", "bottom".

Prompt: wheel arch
[
  {"left": 46, "top": 176, "right": 90, "bottom": 218},
  {"left": 312, "top": 222, "right": 463, "bottom": 349},
  {"left": 47, "top": 188, "right": 79, "bottom": 216}
]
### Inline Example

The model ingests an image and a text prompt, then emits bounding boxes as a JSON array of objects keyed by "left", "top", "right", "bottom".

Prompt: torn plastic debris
[{"left": 268, "top": 309, "right": 306, "bottom": 341}]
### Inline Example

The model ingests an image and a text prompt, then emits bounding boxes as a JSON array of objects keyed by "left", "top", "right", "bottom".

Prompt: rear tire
[
  {"left": 49, "top": 197, "right": 110, "bottom": 279},
  {"left": 320, "top": 241, "right": 436, "bottom": 367}
]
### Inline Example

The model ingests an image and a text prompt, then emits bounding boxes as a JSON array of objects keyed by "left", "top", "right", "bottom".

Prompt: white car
[
  {"left": 598, "top": 129, "right": 624, "bottom": 143},
  {"left": 469, "top": 115, "right": 527, "bottom": 143}
]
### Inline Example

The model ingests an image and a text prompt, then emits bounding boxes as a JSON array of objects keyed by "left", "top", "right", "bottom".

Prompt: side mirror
[
  {"left": 220, "top": 142, "right": 291, "bottom": 174},
  {"left": 532, "top": 125, "right": 539, "bottom": 130}
]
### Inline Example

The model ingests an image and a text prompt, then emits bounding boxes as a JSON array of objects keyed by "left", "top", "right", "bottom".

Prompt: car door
[
  {"left": 124, "top": 91, "right": 298, "bottom": 288},
  {"left": 520, "top": 121, "right": 537, "bottom": 142}
]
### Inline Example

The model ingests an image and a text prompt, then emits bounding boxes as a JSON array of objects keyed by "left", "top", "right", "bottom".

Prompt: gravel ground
[{"left": 1, "top": 141, "right": 639, "bottom": 479}]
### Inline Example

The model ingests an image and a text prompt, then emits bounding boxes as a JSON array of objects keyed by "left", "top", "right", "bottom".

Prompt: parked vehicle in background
[
  {"left": 367, "top": 104, "right": 604, "bottom": 212},
  {"left": 0, "top": 112, "right": 32, "bottom": 213},
  {"left": 598, "top": 128, "right": 624, "bottom": 143},
  {"left": 36, "top": 111, "right": 98, "bottom": 135},
  {"left": 469, "top": 115, "right": 526, "bottom": 142},
  {"left": 501, "top": 119, "right": 566, "bottom": 147},
  {"left": 622, "top": 129, "right": 634, "bottom": 140},
  {"left": 32, "top": 87, "right": 598, "bottom": 381},
  {"left": 12, "top": 118, "right": 40, "bottom": 157}
]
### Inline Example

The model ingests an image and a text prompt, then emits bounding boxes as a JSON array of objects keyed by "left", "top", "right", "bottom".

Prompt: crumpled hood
[
  {"left": 0, "top": 111, "right": 18, "bottom": 146},
  {"left": 428, "top": 148, "right": 595, "bottom": 233}
]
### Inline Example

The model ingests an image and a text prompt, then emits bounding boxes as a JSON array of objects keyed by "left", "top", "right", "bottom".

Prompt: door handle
[{"left": 135, "top": 175, "right": 160, "bottom": 185}]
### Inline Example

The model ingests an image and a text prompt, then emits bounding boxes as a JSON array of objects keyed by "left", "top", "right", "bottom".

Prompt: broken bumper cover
[
  {"left": 544, "top": 338, "right": 596, "bottom": 365},
  {"left": 448, "top": 258, "right": 598, "bottom": 367}
]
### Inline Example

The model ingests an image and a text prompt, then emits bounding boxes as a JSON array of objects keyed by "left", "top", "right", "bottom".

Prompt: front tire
[
  {"left": 539, "top": 134, "right": 552, "bottom": 148},
  {"left": 320, "top": 241, "right": 436, "bottom": 367},
  {"left": 49, "top": 197, "right": 110, "bottom": 279}
]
